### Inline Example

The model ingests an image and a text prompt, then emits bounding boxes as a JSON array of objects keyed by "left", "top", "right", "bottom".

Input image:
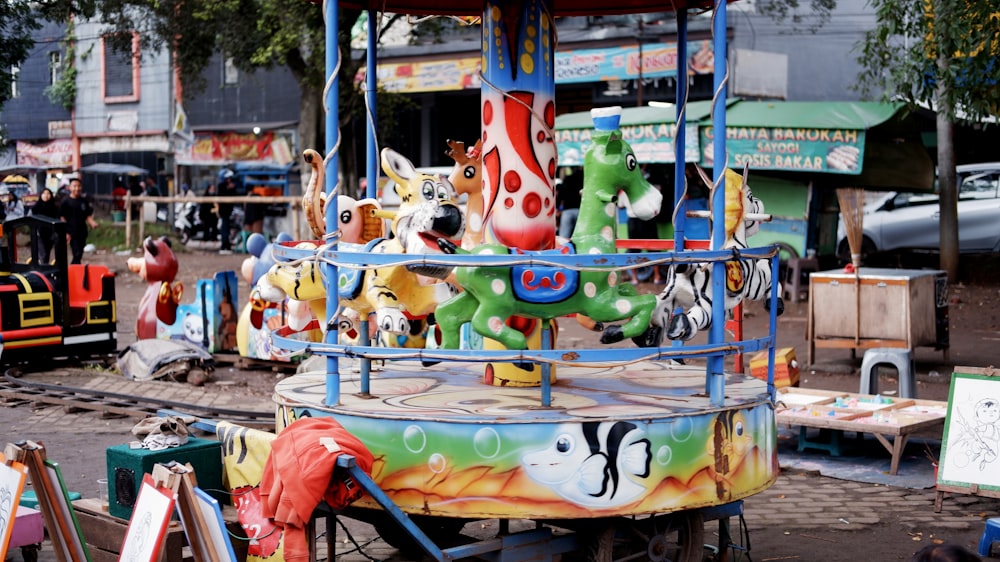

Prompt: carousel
[{"left": 260, "top": 0, "right": 784, "bottom": 559}]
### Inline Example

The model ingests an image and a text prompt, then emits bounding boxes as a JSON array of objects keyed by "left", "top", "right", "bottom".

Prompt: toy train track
[{"left": 0, "top": 371, "right": 274, "bottom": 431}]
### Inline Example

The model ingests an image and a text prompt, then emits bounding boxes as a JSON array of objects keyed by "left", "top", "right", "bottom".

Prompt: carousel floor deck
[{"left": 274, "top": 359, "right": 773, "bottom": 421}]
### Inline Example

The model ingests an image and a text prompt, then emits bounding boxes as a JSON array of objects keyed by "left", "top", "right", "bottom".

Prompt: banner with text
[
  {"left": 358, "top": 40, "right": 715, "bottom": 93},
  {"left": 16, "top": 139, "right": 73, "bottom": 168},
  {"left": 556, "top": 123, "right": 700, "bottom": 166},
  {"left": 555, "top": 40, "right": 715, "bottom": 84},
  {"left": 700, "top": 126, "right": 865, "bottom": 174}
]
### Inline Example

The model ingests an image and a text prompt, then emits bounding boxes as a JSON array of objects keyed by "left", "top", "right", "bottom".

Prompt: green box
[{"left": 106, "top": 437, "right": 225, "bottom": 520}]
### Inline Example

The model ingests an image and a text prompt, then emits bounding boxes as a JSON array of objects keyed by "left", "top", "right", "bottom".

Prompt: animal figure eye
[
  {"left": 435, "top": 184, "right": 451, "bottom": 200},
  {"left": 340, "top": 210, "right": 352, "bottom": 224},
  {"left": 555, "top": 434, "right": 574, "bottom": 454},
  {"left": 421, "top": 181, "right": 436, "bottom": 200},
  {"left": 734, "top": 421, "right": 744, "bottom": 437},
  {"left": 625, "top": 153, "right": 637, "bottom": 171},
  {"left": 463, "top": 166, "right": 476, "bottom": 179}
]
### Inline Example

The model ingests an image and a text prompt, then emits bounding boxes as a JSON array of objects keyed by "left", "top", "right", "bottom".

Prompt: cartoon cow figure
[
  {"left": 127, "top": 236, "right": 183, "bottom": 340},
  {"left": 265, "top": 147, "right": 463, "bottom": 338}
]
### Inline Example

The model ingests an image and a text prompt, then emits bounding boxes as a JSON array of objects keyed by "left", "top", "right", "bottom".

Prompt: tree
[
  {"left": 96, "top": 1, "right": 415, "bottom": 196},
  {"left": 855, "top": 0, "right": 998, "bottom": 279},
  {"left": 0, "top": 0, "right": 95, "bottom": 113}
]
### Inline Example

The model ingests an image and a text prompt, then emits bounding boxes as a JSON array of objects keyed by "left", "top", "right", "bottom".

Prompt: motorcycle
[{"left": 174, "top": 201, "right": 246, "bottom": 248}]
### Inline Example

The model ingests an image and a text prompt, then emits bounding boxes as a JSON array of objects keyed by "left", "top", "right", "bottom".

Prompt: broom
[{"left": 836, "top": 187, "right": 865, "bottom": 345}]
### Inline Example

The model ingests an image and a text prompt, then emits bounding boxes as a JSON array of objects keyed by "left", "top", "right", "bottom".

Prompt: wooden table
[{"left": 775, "top": 388, "right": 947, "bottom": 475}]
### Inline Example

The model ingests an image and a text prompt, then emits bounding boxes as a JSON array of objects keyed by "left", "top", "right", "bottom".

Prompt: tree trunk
[
  {"left": 297, "top": 87, "right": 323, "bottom": 194},
  {"left": 935, "top": 61, "right": 959, "bottom": 280}
]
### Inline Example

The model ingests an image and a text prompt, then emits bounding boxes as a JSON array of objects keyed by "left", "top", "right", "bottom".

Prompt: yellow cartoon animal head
[{"left": 380, "top": 147, "right": 465, "bottom": 256}]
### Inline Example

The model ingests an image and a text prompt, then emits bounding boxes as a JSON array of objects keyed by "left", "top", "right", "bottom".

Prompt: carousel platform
[{"left": 273, "top": 359, "right": 779, "bottom": 520}]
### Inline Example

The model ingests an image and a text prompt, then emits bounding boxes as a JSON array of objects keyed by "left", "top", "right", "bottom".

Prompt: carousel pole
[
  {"left": 357, "top": 10, "right": 380, "bottom": 396},
  {"left": 671, "top": 8, "right": 689, "bottom": 356},
  {"left": 480, "top": 0, "right": 557, "bottom": 387},
  {"left": 673, "top": 8, "right": 688, "bottom": 250},
  {"left": 708, "top": 0, "right": 728, "bottom": 407},
  {"left": 323, "top": 0, "right": 341, "bottom": 406}
]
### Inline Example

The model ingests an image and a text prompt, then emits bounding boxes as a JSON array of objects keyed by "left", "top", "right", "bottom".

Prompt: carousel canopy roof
[{"left": 336, "top": 1, "right": 724, "bottom": 16}]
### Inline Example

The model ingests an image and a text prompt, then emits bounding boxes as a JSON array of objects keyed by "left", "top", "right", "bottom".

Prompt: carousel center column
[{"left": 479, "top": 0, "right": 558, "bottom": 387}]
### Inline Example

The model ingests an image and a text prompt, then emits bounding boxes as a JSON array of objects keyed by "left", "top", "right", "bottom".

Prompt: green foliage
[
  {"left": 0, "top": 0, "right": 96, "bottom": 113},
  {"left": 0, "top": 1, "right": 42, "bottom": 110},
  {"left": 855, "top": 0, "right": 999, "bottom": 123},
  {"left": 757, "top": 0, "right": 837, "bottom": 32},
  {"left": 44, "top": 21, "right": 77, "bottom": 110}
]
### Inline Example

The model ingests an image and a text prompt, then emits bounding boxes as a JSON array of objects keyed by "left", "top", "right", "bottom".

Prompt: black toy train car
[{"left": 0, "top": 215, "right": 117, "bottom": 365}]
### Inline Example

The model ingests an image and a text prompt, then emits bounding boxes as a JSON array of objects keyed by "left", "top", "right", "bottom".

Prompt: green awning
[{"left": 719, "top": 101, "right": 905, "bottom": 130}]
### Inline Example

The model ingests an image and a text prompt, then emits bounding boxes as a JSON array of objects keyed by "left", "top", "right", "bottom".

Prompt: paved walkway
[{"left": 6, "top": 368, "right": 999, "bottom": 561}]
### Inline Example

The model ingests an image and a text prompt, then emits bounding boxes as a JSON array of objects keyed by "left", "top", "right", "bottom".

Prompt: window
[
  {"left": 223, "top": 57, "right": 239, "bottom": 86},
  {"left": 49, "top": 51, "right": 62, "bottom": 85},
  {"left": 10, "top": 65, "right": 19, "bottom": 98},
  {"left": 101, "top": 32, "right": 140, "bottom": 103}
]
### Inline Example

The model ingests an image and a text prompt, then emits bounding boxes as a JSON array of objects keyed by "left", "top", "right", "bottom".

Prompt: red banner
[
  {"left": 16, "top": 139, "right": 73, "bottom": 168},
  {"left": 188, "top": 132, "right": 274, "bottom": 162}
]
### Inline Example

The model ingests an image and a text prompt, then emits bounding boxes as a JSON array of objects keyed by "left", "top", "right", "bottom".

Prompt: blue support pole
[
  {"left": 672, "top": 9, "right": 689, "bottom": 356},
  {"left": 324, "top": 0, "right": 341, "bottom": 406},
  {"left": 673, "top": 8, "right": 688, "bottom": 250},
  {"left": 359, "top": 10, "right": 380, "bottom": 396},
  {"left": 708, "top": 0, "right": 728, "bottom": 407}
]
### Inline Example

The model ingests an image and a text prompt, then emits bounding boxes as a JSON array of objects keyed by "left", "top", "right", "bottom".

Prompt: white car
[{"left": 837, "top": 162, "right": 1000, "bottom": 261}]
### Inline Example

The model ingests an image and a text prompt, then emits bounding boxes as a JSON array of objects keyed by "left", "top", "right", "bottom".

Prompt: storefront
[{"left": 554, "top": 99, "right": 934, "bottom": 260}]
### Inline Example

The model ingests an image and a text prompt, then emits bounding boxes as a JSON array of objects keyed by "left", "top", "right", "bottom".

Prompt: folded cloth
[
  {"left": 142, "top": 433, "right": 186, "bottom": 451},
  {"left": 131, "top": 415, "right": 191, "bottom": 449}
]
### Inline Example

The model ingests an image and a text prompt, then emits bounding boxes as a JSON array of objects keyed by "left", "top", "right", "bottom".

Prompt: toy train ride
[{"left": 0, "top": 215, "right": 117, "bottom": 365}]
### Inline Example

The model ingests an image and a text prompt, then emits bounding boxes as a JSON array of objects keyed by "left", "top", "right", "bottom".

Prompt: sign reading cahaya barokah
[{"left": 701, "top": 125, "right": 865, "bottom": 174}]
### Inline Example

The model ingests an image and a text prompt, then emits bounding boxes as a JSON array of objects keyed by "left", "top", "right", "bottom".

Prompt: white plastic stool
[{"left": 859, "top": 347, "right": 916, "bottom": 398}]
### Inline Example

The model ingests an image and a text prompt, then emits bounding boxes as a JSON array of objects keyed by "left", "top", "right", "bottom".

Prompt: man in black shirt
[
  {"left": 59, "top": 178, "right": 99, "bottom": 264},
  {"left": 217, "top": 171, "right": 237, "bottom": 254}
]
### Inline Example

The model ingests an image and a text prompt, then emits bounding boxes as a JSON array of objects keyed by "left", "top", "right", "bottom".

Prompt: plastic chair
[
  {"left": 859, "top": 347, "right": 916, "bottom": 398},
  {"left": 979, "top": 517, "right": 1000, "bottom": 557},
  {"left": 782, "top": 257, "right": 818, "bottom": 304}
]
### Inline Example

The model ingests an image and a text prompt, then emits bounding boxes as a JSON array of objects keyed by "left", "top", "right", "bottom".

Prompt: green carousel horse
[{"left": 436, "top": 106, "right": 662, "bottom": 352}]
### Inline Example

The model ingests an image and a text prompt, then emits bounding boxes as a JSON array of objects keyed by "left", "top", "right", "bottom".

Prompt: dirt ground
[{"left": 7, "top": 245, "right": 1000, "bottom": 561}]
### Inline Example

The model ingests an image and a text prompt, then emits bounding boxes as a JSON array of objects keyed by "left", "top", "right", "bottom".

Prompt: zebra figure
[{"left": 652, "top": 164, "right": 783, "bottom": 342}]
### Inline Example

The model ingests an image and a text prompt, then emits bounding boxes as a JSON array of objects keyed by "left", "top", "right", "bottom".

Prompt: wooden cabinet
[{"left": 807, "top": 268, "right": 949, "bottom": 364}]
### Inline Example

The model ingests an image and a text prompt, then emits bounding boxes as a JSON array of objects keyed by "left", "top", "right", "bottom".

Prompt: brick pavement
[
  {"left": 8, "top": 400, "right": 1000, "bottom": 561},
  {"left": 7, "top": 368, "right": 1000, "bottom": 561}
]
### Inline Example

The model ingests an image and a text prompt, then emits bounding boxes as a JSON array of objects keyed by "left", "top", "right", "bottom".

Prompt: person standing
[
  {"left": 30, "top": 188, "right": 59, "bottom": 263},
  {"left": 59, "top": 177, "right": 98, "bottom": 264},
  {"left": 217, "top": 170, "right": 238, "bottom": 254},
  {"left": 1, "top": 188, "right": 25, "bottom": 221},
  {"left": 555, "top": 167, "right": 583, "bottom": 240}
]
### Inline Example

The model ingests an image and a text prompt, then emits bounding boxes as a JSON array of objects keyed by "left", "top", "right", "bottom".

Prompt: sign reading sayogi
[
  {"left": 700, "top": 126, "right": 865, "bottom": 174},
  {"left": 556, "top": 123, "right": 700, "bottom": 166}
]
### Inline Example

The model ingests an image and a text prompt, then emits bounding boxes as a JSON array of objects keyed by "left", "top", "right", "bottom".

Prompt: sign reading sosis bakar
[{"left": 700, "top": 126, "right": 865, "bottom": 174}]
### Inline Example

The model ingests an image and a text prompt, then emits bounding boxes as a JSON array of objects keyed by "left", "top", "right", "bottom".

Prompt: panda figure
[{"left": 181, "top": 313, "right": 206, "bottom": 346}]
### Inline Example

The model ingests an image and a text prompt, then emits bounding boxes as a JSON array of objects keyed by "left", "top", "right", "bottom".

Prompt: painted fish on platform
[{"left": 521, "top": 421, "right": 652, "bottom": 507}]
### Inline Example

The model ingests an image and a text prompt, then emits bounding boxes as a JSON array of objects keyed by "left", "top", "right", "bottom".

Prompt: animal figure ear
[
  {"left": 605, "top": 132, "right": 623, "bottom": 155},
  {"left": 357, "top": 199, "right": 385, "bottom": 241},
  {"left": 144, "top": 236, "right": 158, "bottom": 257},
  {"left": 382, "top": 147, "right": 417, "bottom": 186}
]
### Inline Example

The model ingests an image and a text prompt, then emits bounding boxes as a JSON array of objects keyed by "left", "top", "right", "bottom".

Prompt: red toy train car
[{"left": 0, "top": 215, "right": 117, "bottom": 365}]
